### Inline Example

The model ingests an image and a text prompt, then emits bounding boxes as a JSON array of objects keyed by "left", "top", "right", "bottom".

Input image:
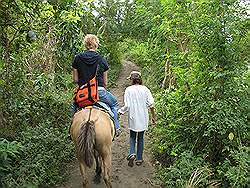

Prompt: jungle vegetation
[{"left": 0, "top": 0, "right": 249, "bottom": 187}]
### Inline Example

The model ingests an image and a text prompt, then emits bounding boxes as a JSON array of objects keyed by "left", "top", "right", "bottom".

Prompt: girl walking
[{"left": 118, "top": 71, "right": 156, "bottom": 167}]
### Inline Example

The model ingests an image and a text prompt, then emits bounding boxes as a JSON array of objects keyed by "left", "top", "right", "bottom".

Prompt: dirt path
[{"left": 59, "top": 61, "right": 160, "bottom": 188}]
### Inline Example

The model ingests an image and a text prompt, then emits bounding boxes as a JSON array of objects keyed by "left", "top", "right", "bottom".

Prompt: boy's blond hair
[{"left": 84, "top": 34, "right": 99, "bottom": 50}]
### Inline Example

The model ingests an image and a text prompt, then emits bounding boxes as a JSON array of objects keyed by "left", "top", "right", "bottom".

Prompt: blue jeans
[
  {"left": 71, "top": 102, "right": 78, "bottom": 115},
  {"left": 98, "top": 87, "right": 120, "bottom": 130},
  {"left": 129, "top": 130, "right": 145, "bottom": 161}
]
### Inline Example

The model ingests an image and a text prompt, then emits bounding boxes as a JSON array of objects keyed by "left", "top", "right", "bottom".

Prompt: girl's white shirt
[{"left": 119, "top": 85, "right": 154, "bottom": 132}]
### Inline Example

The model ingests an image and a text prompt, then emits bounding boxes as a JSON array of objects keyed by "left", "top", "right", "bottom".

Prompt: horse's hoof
[{"left": 93, "top": 174, "right": 101, "bottom": 184}]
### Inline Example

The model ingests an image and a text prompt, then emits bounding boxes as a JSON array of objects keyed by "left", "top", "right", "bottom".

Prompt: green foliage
[
  {"left": 158, "top": 151, "right": 211, "bottom": 188},
  {"left": 1, "top": 0, "right": 248, "bottom": 187},
  {"left": 0, "top": 0, "right": 125, "bottom": 187},
  {"left": 1, "top": 124, "right": 73, "bottom": 188},
  {"left": 124, "top": 0, "right": 249, "bottom": 187},
  {"left": 0, "top": 139, "right": 23, "bottom": 186},
  {"left": 128, "top": 42, "right": 150, "bottom": 66},
  {"left": 128, "top": 0, "right": 162, "bottom": 40},
  {"left": 108, "top": 63, "right": 122, "bottom": 88},
  {"left": 120, "top": 39, "right": 151, "bottom": 66},
  {"left": 218, "top": 146, "right": 250, "bottom": 187}
]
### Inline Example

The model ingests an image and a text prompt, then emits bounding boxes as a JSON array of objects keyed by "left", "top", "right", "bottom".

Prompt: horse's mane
[{"left": 77, "top": 120, "right": 96, "bottom": 168}]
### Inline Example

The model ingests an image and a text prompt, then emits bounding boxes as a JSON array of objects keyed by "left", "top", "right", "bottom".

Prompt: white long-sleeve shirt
[{"left": 119, "top": 85, "right": 154, "bottom": 132}]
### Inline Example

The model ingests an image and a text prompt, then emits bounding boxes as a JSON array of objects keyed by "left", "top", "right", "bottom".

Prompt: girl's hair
[
  {"left": 84, "top": 34, "right": 99, "bottom": 50},
  {"left": 132, "top": 78, "right": 142, "bottom": 85}
]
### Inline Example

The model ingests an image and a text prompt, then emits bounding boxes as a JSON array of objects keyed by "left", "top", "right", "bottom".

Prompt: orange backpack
[{"left": 74, "top": 76, "right": 99, "bottom": 107}]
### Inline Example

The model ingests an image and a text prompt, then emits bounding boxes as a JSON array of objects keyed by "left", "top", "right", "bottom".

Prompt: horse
[{"left": 70, "top": 107, "right": 115, "bottom": 188}]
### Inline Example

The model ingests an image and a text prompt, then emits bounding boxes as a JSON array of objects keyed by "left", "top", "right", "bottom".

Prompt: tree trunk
[{"left": 162, "top": 59, "right": 177, "bottom": 90}]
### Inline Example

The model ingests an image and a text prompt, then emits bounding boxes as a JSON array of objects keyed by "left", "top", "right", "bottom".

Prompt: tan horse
[{"left": 70, "top": 108, "right": 115, "bottom": 188}]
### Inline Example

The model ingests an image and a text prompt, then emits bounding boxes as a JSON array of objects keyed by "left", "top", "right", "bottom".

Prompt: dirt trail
[{"left": 59, "top": 61, "right": 160, "bottom": 188}]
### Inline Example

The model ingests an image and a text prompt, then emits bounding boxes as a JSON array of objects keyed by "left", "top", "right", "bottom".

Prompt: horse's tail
[{"left": 77, "top": 120, "right": 96, "bottom": 168}]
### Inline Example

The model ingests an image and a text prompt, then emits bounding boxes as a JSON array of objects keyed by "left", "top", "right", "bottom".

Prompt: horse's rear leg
[
  {"left": 93, "top": 150, "right": 102, "bottom": 184},
  {"left": 79, "top": 161, "right": 89, "bottom": 188},
  {"left": 102, "top": 147, "right": 112, "bottom": 188}
]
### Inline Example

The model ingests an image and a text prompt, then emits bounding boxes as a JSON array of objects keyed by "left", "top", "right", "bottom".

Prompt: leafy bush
[
  {"left": 126, "top": 0, "right": 249, "bottom": 187},
  {"left": 2, "top": 123, "right": 73, "bottom": 188},
  {"left": 108, "top": 63, "right": 122, "bottom": 88},
  {"left": 0, "top": 139, "right": 23, "bottom": 187},
  {"left": 119, "top": 38, "right": 154, "bottom": 66},
  {"left": 158, "top": 151, "right": 212, "bottom": 188},
  {"left": 0, "top": 1, "right": 124, "bottom": 187},
  {"left": 127, "top": 41, "right": 151, "bottom": 66},
  {"left": 218, "top": 146, "right": 250, "bottom": 188}
]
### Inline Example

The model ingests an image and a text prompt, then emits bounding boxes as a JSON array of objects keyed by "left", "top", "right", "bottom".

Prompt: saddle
[
  {"left": 78, "top": 102, "right": 114, "bottom": 118},
  {"left": 77, "top": 102, "right": 116, "bottom": 140}
]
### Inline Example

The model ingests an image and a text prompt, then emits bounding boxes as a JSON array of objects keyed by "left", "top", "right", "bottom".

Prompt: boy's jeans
[
  {"left": 129, "top": 130, "right": 145, "bottom": 161},
  {"left": 71, "top": 102, "right": 78, "bottom": 115},
  {"left": 98, "top": 87, "right": 120, "bottom": 130}
]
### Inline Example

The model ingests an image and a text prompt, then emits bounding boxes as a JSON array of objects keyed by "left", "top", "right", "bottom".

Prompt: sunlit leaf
[{"left": 228, "top": 132, "right": 234, "bottom": 140}]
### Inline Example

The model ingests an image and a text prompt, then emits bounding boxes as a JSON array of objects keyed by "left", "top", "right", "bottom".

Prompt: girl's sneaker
[{"left": 127, "top": 154, "right": 136, "bottom": 167}]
